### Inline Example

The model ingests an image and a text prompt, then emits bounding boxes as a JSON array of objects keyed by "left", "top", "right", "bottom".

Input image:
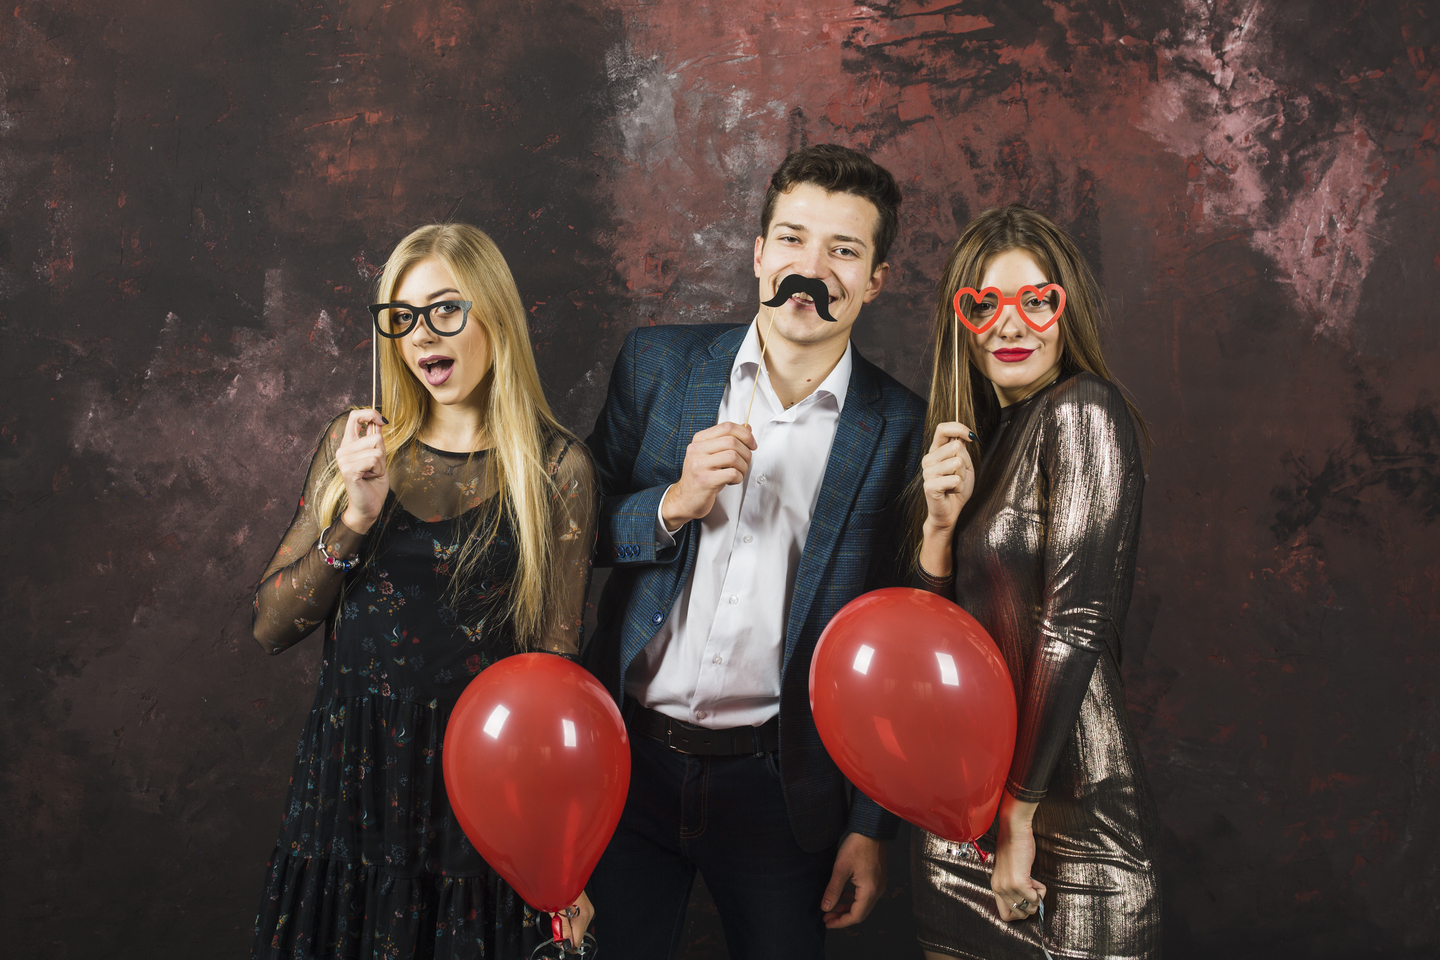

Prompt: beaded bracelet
[{"left": 317, "top": 524, "right": 360, "bottom": 572}]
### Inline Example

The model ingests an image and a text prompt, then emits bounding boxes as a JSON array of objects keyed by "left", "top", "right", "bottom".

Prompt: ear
[
  {"left": 862, "top": 261, "right": 890, "bottom": 304},
  {"left": 753, "top": 235, "right": 765, "bottom": 278}
]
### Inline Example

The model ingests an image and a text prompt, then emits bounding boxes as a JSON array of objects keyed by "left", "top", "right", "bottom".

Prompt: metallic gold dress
[{"left": 913, "top": 372, "right": 1161, "bottom": 960}]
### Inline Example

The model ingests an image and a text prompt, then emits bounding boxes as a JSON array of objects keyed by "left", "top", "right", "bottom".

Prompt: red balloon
[
  {"left": 809, "top": 587, "right": 1016, "bottom": 842},
  {"left": 443, "top": 653, "right": 629, "bottom": 913}
]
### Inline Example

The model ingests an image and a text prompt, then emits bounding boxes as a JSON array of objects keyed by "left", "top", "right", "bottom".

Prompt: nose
[
  {"left": 408, "top": 309, "right": 438, "bottom": 346},
  {"left": 994, "top": 297, "right": 1026, "bottom": 338},
  {"left": 797, "top": 243, "right": 827, "bottom": 278}
]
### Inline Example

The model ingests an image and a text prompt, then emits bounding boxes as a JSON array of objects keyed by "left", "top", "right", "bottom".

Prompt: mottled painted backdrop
[{"left": 2, "top": 0, "right": 1436, "bottom": 956}]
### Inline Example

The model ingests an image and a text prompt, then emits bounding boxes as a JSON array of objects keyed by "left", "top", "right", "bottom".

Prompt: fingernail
[
  {"left": 382, "top": 416, "right": 390, "bottom": 425},
  {"left": 968, "top": 430, "right": 977, "bottom": 442}
]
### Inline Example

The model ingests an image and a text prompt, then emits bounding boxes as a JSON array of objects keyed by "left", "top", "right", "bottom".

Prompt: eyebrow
[
  {"left": 771, "top": 222, "right": 869, "bottom": 248},
  {"left": 422, "top": 287, "right": 461, "bottom": 301}
]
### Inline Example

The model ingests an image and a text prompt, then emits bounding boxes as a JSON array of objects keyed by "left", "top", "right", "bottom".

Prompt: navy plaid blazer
[{"left": 584, "top": 323, "right": 927, "bottom": 853}]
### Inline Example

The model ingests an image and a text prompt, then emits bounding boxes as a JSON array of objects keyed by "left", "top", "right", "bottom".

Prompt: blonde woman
[
  {"left": 250, "top": 223, "right": 597, "bottom": 959},
  {"left": 910, "top": 205, "right": 1160, "bottom": 960}
]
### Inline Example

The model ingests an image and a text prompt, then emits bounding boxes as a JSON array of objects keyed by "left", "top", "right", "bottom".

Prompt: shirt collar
[{"left": 733, "top": 316, "right": 852, "bottom": 414}]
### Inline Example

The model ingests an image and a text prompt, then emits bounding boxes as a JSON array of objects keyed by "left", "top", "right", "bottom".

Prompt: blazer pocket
[
  {"left": 843, "top": 508, "right": 886, "bottom": 533},
  {"left": 833, "top": 509, "right": 886, "bottom": 564}
]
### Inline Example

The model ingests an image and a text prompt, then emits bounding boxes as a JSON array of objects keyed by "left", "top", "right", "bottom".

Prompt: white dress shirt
[{"left": 626, "top": 319, "right": 852, "bottom": 729}]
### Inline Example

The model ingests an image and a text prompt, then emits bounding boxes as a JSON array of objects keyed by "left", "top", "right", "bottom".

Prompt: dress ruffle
[
  {"left": 254, "top": 849, "right": 546, "bottom": 960},
  {"left": 278, "top": 694, "right": 489, "bottom": 878}
]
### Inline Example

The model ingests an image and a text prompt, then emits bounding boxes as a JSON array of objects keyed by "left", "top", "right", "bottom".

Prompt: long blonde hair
[
  {"left": 314, "top": 223, "right": 572, "bottom": 649},
  {"left": 909, "top": 205, "right": 1151, "bottom": 559}
]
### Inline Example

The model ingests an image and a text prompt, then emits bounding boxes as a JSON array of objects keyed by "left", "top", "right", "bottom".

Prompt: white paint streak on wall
[
  {"left": 73, "top": 268, "right": 357, "bottom": 504},
  {"left": 597, "top": 2, "right": 869, "bottom": 328}
]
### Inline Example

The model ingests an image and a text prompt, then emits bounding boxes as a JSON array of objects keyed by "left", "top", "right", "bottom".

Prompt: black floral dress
[{"left": 251, "top": 414, "right": 596, "bottom": 960}]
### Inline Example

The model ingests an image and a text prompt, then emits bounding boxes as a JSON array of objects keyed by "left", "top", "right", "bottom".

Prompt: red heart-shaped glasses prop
[
  {"left": 443, "top": 653, "right": 630, "bottom": 913},
  {"left": 953, "top": 283, "right": 1066, "bottom": 334},
  {"left": 809, "top": 587, "right": 1017, "bottom": 842}
]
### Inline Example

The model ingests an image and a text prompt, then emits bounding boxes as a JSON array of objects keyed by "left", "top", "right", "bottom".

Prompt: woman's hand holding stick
[
  {"left": 336, "top": 408, "right": 389, "bottom": 535},
  {"left": 918, "top": 422, "right": 976, "bottom": 580}
]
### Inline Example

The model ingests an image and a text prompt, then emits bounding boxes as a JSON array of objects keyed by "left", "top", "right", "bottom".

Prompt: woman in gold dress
[{"left": 910, "top": 205, "right": 1161, "bottom": 959}]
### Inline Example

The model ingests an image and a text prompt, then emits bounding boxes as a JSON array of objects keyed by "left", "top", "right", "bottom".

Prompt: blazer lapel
[
  {"left": 676, "top": 328, "right": 746, "bottom": 467},
  {"left": 782, "top": 358, "right": 883, "bottom": 670},
  {"left": 621, "top": 326, "right": 745, "bottom": 671}
]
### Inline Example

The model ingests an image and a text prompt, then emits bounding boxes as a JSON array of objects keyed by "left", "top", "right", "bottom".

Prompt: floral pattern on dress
[{"left": 251, "top": 429, "right": 596, "bottom": 960}]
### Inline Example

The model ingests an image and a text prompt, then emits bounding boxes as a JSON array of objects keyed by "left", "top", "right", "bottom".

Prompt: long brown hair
[
  {"left": 908, "top": 205, "right": 1151, "bottom": 558},
  {"left": 313, "top": 223, "right": 573, "bottom": 649}
]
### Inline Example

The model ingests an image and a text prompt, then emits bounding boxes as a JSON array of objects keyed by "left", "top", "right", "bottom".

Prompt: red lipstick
[{"left": 992, "top": 348, "right": 1035, "bottom": 363}]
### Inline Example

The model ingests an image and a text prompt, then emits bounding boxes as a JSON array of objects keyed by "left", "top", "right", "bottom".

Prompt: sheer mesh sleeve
[
  {"left": 538, "top": 436, "right": 599, "bottom": 656},
  {"left": 252, "top": 413, "right": 363, "bottom": 656}
]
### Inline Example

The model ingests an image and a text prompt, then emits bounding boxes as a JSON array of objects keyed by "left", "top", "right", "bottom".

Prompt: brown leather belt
[{"left": 627, "top": 701, "right": 779, "bottom": 755}]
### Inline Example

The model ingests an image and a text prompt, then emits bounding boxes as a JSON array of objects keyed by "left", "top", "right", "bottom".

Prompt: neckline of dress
[
  {"left": 996, "top": 371, "right": 1073, "bottom": 424},
  {"left": 416, "top": 440, "right": 492, "bottom": 459}
]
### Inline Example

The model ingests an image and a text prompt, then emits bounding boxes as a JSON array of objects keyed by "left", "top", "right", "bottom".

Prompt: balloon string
[
  {"left": 961, "top": 841, "right": 1051, "bottom": 958},
  {"left": 529, "top": 932, "right": 595, "bottom": 958},
  {"left": 743, "top": 311, "right": 777, "bottom": 427}
]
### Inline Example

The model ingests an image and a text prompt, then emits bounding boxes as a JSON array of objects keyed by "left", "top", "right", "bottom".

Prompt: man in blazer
[{"left": 584, "top": 144, "right": 927, "bottom": 959}]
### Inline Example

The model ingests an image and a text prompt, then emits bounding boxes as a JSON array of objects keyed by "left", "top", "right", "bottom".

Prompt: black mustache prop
[{"left": 762, "top": 274, "right": 836, "bottom": 322}]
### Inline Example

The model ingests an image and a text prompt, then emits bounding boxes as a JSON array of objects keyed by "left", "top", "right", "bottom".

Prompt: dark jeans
[{"left": 588, "top": 731, "right": 837, "bottom": 959}]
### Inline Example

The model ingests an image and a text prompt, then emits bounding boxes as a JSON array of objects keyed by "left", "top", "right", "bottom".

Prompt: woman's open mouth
[{"left": 419, "top": 356, "right": 454, "bottom": 386}]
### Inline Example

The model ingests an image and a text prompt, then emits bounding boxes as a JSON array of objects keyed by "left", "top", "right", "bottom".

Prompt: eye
[
  {"left": 433, "top": 302, "right": 459, "bottom": 316},
  {"left": 834, "top": 246, "right": 857, "bottom": 258},
  {"left": 394, "top": 309, "right": 414, "bottom": 323},
  {"left": 973, "top": 299, "right": 997, "bottom": 315}
]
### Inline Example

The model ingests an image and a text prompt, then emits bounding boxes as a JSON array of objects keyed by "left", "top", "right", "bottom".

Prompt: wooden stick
[
  {"left": 362, "top": 332, "right": 380, "bottom": 440},
  {"left": 743, "top": 311, "right": 778, "bottom": 427},
  {"left": 952, "top": 311, "right": 961, "bottom": 424}
]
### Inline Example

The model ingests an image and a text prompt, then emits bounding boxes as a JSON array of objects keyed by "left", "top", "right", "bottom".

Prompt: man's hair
[{"left": 759, "top": 144, "right": 902, "bottom": 267}]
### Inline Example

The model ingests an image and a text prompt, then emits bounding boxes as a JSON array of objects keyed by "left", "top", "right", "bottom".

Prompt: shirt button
[
  {"left": 696, "top": 710, "right": 708, "bottom": 720},
  {"left": 729, "top": 596, "right": 739, "bottom": 604},
  {"left": 743, "top": 535, "right": 753, "bottom": 543},
  {"left": 757, "top": 476, "right": 767, "bottom": 484},
  {"left": 713, "top": 655, "right": 723, "bottom": 665}
]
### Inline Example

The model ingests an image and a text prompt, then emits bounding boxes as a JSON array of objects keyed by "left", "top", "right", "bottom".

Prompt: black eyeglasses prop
[
  {"left": 368, "top": 300, "right": 474, "bottom": 338},
  {"left": 362, "top": 300, "right": 474, "bottom": 419}
]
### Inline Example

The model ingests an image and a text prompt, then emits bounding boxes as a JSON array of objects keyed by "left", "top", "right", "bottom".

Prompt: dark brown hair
[
  {"left": 905, "top": 204, "right": 1152, "bottom": 568},
  {"left": 923, "top": 203, "right": 1150, "bottom": 456},
  {"left": 760, "top": 144, "right": 902, "bottom": 266}
]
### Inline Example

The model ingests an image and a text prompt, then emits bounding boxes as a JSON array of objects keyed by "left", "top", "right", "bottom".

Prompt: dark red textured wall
[{"left": 2, "top": 0, "right": 1436, "bottom": 956}]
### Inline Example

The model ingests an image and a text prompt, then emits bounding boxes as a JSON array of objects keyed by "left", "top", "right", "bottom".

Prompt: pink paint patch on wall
[{"left": 1139, "top": 0, "right": 1389, "bottom": 340}]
